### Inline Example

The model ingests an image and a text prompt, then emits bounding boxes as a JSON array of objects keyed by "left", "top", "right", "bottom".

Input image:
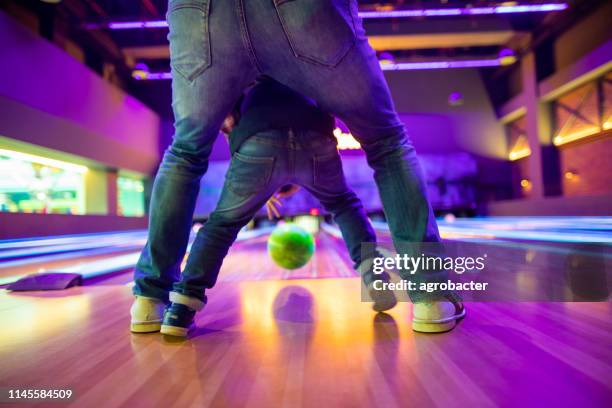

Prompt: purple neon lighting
[
  {"left": 108, "top": 20, "right": 168, "bottom": 29},
  {"left": 133, "top": 72, "right": 172, "bottom": 80},
  {"left": 423, "top": 9, "right": 462, "bottom": 16},
  {"left": 135, "top": 57, "right": 508, "bottom": 80},
  {"left": 100, "top": 3, "right": 568, "bottom": 30},
  {"left": 381, "top": 59, "right": 502, "bottom": 71},
  {"left": 359, "top": 3, "right": 568, "bottom": 18},
  {"left": 468, "top": 7, "right": 496, "bottom": 15}
]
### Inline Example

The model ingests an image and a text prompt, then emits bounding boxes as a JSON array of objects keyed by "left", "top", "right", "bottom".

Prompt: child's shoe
[
  {"left": 360, "top": 256, "right": 397, "bottom": 312},
  {"left": 159, "top": 292, "right": 205, "bottom": 337},
  {"left": 367, "top": 281, "right": 397, "bottom": 312},
  {"left": 160, "top": 303, "right": 196, "bottom": 337}
]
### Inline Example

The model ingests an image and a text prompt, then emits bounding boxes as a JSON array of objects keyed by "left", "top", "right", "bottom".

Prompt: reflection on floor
[
  {"left": 2, "top": 216, "right": 612, "bottom": 406},
  {"left": 437, "top": 216, "right": 612, "bottom": 243},
  {"left": 1, "top": 279, "right": 610, "bottom": 407}
]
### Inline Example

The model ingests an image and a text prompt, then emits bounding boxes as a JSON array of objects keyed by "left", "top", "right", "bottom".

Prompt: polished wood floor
[{"left": 1, "top": 276, "right": 611, "bottom": 407}]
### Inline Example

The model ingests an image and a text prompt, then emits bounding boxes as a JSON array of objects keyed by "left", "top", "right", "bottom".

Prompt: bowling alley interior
[{"left": 0, "top": 0, "right": 610, "bottom": 407}]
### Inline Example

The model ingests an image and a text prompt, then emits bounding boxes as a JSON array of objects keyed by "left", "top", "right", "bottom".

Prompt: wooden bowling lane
[
  {"left": 0, "top": 248, "right": 140, "bottom": 285},
  {"left": 0, "top": 230, "right": 147, "bottom": 285},
  {"left": 217, "top": 231, "right": 358, "bottom": 282},
  {"left": 15, "top": 229, "right": 356, "bottom": 289},
  {"left": 0, "top": 278, "right": 611, "bottom": 407}
]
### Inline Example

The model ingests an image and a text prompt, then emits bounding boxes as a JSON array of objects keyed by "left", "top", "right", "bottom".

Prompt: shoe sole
[
  {"left": 368, "top": 287, "right": 397, "bottom": 312},
  {"left": 130, "top": 322, "right": 161, "bottom": 333},
  {"left": 160, "top": 324, "right": 189, "bottom": 337},
  {"left": 412, "top": 308, "right": 467, "bottom": 333},
  {"left": 412, "top": 320, "right": 457, "bottom": 333}
]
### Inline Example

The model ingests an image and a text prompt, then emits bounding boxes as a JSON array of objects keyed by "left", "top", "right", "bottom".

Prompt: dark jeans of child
[{"left": 164, "top": 128, "right": 379, "bottom": 302}]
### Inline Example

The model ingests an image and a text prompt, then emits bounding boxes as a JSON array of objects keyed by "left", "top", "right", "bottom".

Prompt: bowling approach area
[
  {"left": 1, "top": 0, "right": 612, "bottom": 406},
  {"left": 1, "top": 217, "right": 611, "bottom": 406}
]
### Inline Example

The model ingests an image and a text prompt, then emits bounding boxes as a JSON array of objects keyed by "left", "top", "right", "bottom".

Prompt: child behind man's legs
[{"left": 161, "top": 129, "right": 395, "bottom": 337}]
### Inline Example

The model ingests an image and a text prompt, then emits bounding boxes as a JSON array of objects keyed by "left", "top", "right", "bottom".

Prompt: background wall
[
  {"left": 386, "top": 69, "right": 507, "bottom": 159},
  {"left": 0, "top": 212, "right": 147, "bottom": 239},
  {"left": 489, "top": 1, "right": 612, "bottom": 216},
  {"left": 560, "top": 136, "right": 612, "bottom": 197},
  {"left": 0, "top": 10, "right": 161, "bottom": 238},
  {"left": 554, "top": 2, "right": 612, "bottom": 71},
  {"left": 0, "top": 10, "right": 161, "bottom": 174}
]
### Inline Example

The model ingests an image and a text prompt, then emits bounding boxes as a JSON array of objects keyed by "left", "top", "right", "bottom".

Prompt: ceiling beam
[
  {"left": 368, "top": 31, "right": 516, "bottom": 50},
  {"left": 123, "top": 45, "right": 169, "bottom": 60},
  {"left": 122, "top": 30, "right": 516, "bottom": 61}
]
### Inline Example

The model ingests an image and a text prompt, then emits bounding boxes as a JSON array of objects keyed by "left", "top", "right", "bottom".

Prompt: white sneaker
[
  {"left": 412, "top": 300, "right": 466, "bottom": 333},
  {"left": 130, "top": 296, "right": 166, "bottom": 333}
]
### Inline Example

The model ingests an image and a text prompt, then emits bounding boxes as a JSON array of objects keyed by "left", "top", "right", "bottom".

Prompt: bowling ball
[{"left": 268, "top": 224, "right": 315, "bottom": 269}]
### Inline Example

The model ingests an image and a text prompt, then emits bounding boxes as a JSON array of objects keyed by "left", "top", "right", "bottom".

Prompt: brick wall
[
  {"left": 559, "top": 133, "right": 612, "bottom": 196},
  {"left": 511, "top": 156, "right": 533, "bottom": 198}
]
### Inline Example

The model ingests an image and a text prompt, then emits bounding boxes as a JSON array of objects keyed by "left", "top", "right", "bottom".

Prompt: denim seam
[
  {"left": 236, "top": 0, "right": 262, "bottom": 72},
  {"left": 288, "top": 129, "right": 297, "bottom": 177},
  {"left": 167, "top": 1, "right": 212, "bottom": 82},
  {"left": 233, "top": 152, "right": 275, "bottom": 164},
  {"left": 346, "top": 0, "right": 357, "bottom": 33},
  {"left": 168, "top": 2, "right": 207, "bottom": 13},
  {"left": 247, "top": 137, "right": 331, "bottom": 151},
  {"left": 248, "top": 133, "right": 293, "bottom": 149}
]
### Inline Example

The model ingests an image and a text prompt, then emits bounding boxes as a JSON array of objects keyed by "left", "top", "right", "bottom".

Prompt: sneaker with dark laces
[
  {"left": 367, "top": 280, "right": 398, "bottom": 312},
  {"left": 360, "top": 254, "right": 397, "bottom": 313},
  {"left": 160, "top": 303, "right": 197, "bottom": 337}
]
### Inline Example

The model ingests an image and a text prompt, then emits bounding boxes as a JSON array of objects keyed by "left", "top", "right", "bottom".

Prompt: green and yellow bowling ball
[{"left": 268, "top": 223, "right": 315, "bottom": 269}]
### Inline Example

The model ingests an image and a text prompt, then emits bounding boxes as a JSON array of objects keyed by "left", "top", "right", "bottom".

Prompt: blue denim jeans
[
  {"left": 166, "top": 129, "right": 385, "bottom": 300},
  {"left": 134, "top": 0, "right": 445, "bottom": 303}
]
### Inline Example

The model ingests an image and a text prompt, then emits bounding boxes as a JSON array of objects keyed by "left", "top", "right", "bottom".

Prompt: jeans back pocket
[
  {"left": 226, "top": 152, "right": 275, "bottom": 197},
  {"left": 167, "top": 0, "right": 211, "bottom": 81},
  {"left": 313, "top": 151, "right": 347, "bottom": 189},
  {"left": 273, "top": 0, "right": 356, "bottom": 67}
]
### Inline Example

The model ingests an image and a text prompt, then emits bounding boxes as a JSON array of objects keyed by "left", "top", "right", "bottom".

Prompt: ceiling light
[{"left": 91, "top": 3, "right": 569, "bottom": 30}]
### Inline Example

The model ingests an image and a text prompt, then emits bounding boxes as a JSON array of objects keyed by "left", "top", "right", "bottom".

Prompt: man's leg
[
  {"left": 132, "top": 0, "right": 256, "bottom": 304},
  {"left": 296, "top": 132, "right": 396, "bottom": 312},
  {"left": 246, "top": 1, "right": 463, "bottom": 330}
]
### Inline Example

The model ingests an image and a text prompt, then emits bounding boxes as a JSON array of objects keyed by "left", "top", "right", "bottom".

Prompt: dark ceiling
[{"left": 1, "top": 0, "right": 604, "bottom": 119}]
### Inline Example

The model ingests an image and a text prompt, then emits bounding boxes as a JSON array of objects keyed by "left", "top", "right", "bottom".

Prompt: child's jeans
[{"left": 137, "top": 128, "right": 380, "bottom": 302}]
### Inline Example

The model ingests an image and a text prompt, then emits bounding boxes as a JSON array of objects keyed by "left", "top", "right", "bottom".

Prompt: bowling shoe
[
  {"left": 160, "top": 292, "right": 205, "bottom": 337},
  {"left": 412, "top": 299, "right": 466, "bottom": 333},
  {"left": 160, "top": 303, "right": 197, "bottom": 337},
  {"left": 359, "top": 254, "right": 397, "bottom": 312},
  {"left": 130, "top": 296, "right": 166, "bottom": 333},
  {"left": 367, "top": 281, "right": 397, "bottom": 312}
]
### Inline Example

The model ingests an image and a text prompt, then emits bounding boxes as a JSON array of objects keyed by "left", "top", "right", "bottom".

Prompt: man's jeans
[
  {"left": 157, "top": 129, "right": 382, "bottom": 301},
  {"left": 134, "top": 0, "right": 446, "bottom": 303}
]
